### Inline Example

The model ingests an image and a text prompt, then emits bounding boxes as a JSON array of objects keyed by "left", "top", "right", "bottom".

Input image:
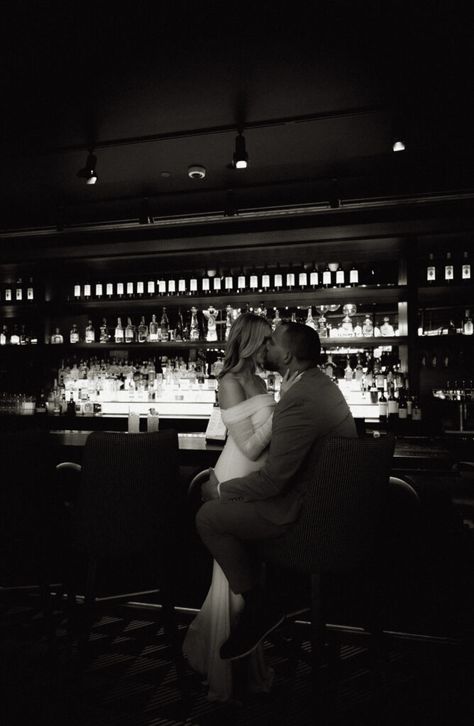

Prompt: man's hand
[{"left": 201, "top": 468, "right": 219, "bottom": 501}]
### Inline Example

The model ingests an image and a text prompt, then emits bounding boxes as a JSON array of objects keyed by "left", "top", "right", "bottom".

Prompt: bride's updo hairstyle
[{"left": 219, "top": 312, "right": 271, "bottom": 379}]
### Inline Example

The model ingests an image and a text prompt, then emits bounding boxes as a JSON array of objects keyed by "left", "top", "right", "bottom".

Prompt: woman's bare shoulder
[{"left": 218, "top": 373, "right": 246, "bottom": 409}]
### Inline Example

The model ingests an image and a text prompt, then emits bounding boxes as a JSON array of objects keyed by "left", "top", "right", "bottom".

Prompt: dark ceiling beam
[{"left": 13, "top": 105, "right": 385, "bottom": 157}]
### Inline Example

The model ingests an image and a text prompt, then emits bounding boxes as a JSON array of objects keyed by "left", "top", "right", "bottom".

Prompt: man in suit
[{"left": 197, "top": 321, "right": 357, "bottom": 660}]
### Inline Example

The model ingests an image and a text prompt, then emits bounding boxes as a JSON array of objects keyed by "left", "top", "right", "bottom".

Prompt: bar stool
[{"left": 61, "top": 429, "right": 186, "bottom": 683}]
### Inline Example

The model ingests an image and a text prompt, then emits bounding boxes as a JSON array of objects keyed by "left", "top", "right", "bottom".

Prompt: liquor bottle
[
  {"left": 322, "top": 263, "right": 332, "bottom": 288},
  {"left": 354, "top": 355, "right": 364, "bottom": 382},
  {"left": 9, "top": 324, "right": 20, "bottom": 344},
  {"left": 137, "top": 316, "right": 148, "bottom": 343},
  {"left": 15, "top": 278, "right": 23, "bottom": 301},
  {"left": 349, "top": 264, "right": 359, "bottom": 286},
  {"left": 35, "top": 391, "right": 47, "bottom": 415},
  {"left": 25, "top": 277, "right": 34, "bottom": 301},
  {"left": 126, "top": 281, "right": 135, "bottom": 298},
  {"left": 324, "top": 353, "right": 334, "bottom": 378},
  {"left": 136, "top": 280, "right": 145, "bottom": 298},
  {"left": 387, "top": 385, "right": 399, "bottom": 421},
  {"left": 305, "top": 306, "right": 316, "bottom": 330},
  {"left": 99, "top": 318, "right": 110, "bottom": 343},
  {"left": 148, "top": 314, "right": 159, "bottom": 342},
  {"left": 237, "top": 267, "right": 247, "bottom": 293},
  {"left": 175, "top": 309, "right": 185, "bottom": 341},
  {"left": 267, "top": 308, "right": 279, "bottom": 332},
  {"left": 69, "top": 323, "right": 80, "bottom": 344},
  {"left": 157, "top": 276, "right": 167, "bottom": 296},
  {"left": 298, "top": 265, "right": 308, "bottom": 290},
  {"left": 273, "top": 264, "right": 283, "bottom": 293},
  {"left": 317, "top": 310, "right": 328, "bottom": 338},
  {"left": 178, "top": 274, "right": 186, "bottom": 295},
  {"left": 378, "top": 390, "right": 388, "bottom": 422},
  {"left": 4, "top": 284, "right": 12, "bottom": 301},
  {"left": 461, "top": 250, "right": 471, "bottom": 282},
  {"left": 225, "top": 305, "right": 233, "bottom": 340},
  {"left": 84, "top": 320, "right": 95, "bottom": 343},
  {"left": 344, "top": 356, "right": 353, "bottom": 381},
  {"left": 285, "top": 263, "right": 295, "bottom": 291},
  {"left": 249, "top": 268, "right": 259, "bottom": 292},
  {"left": 258, "top": 266, "right": 269, "bottom": 292},
  {"left": 426, "top": 252, "right": 437, "bottom": 283},
  {"left": 83, "top": 282, "right": 92, "bottom": 299},
  {"left": 201, "top": 271, "right": 211, "bottom": 295},
  {"left": 67, "top": 394, "right": 76, "bottom": 416},
  {"left": 341, "top": 312, "right": 354, "bottom": 337},
  {"left": 106, "top": 283, "right": 114, "bottom": 299},
  {"left": 116, "top": 282, "right": 124, "bottom": 299},
  {"left": 19, "top": 325, "right": 27, "bottom": 344},
  {"left": 398, "top": 388, "right": 408, "bottom": 419},
  {"left": 335, "top": 265, "right": 345, "bottom": 287},
  {"left": 160, "top": 308, "right": 170, "bottom": 341},
  {"left": 114, "top": 317, "right": 124, "bottom": 343},
  {"left": 411, "top": 397, "right": 422, "bottom": 421},
  {"left": 95, "top": 282, "right": 103, "bottom": 299},
  {"left": 167, "top": 274, "right": 176, "bottom": 296},
  {"left": 462, "top": 309, "right": 473, "bottom": 335},
  {"left": 380, "top": 316, "right": 395, "bottom": 336},
  {"left": 224, "top": 270, "right": 234, "bottom": 293},
  {"left": 310, "top": 262, "right": 319, "bottom": 290},
  {"left": 125, "top": 317, "right": 135, "bottom": 343},
  {"left": 190, "top": 306, "right": 200, "bottom": 340},
  {"left": 212, "top": 270, "right": 222, "bottom": 294},
  {"left": 444, "top": 251, "right": 454, "bottom": 283},
  {"left": 147, "top": 279, "right": 156, "bottom": 297},
  {"left": 0, "top": 325, "right": 7, "bottom": 345}
]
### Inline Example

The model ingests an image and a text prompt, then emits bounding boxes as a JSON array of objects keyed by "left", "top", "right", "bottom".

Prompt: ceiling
[{"left": 1, "top": 1, "right": 473, "bottom": 240}]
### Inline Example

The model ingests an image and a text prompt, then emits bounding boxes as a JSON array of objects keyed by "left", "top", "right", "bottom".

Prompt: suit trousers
[{"left": 196, "top": 499, "right": 289, "bottom": 594}]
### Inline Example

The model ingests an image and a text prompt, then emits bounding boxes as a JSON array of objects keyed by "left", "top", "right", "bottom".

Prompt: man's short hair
[{"left": 280, "top": 322, "right": 321, "bottom": 363}]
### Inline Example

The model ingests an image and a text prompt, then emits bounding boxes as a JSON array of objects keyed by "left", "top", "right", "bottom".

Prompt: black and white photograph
[{"left": 1, "top": 2, "right": 473, "bottom": 724}]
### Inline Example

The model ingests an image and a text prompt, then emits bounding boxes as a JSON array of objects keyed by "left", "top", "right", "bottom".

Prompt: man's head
[{"left": 264, "top": 322, "right": 321, "bottom": 374}]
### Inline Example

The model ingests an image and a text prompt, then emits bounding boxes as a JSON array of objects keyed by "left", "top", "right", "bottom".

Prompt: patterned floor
[{"left": 1, "top": 590, "right": 472, "bottom": 726}]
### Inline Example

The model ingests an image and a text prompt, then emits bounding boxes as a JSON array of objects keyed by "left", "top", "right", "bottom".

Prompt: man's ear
[{"left": 282, "top": 350, "right": 292, "bottom": 366}]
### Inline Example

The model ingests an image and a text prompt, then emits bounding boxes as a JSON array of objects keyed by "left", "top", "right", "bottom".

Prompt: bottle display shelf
[
  {"left": 62, "top": 285, "right": 407, "bottom": 310},
  {"left": 0, "top": 336, "right": 408, "bottom": 351}
]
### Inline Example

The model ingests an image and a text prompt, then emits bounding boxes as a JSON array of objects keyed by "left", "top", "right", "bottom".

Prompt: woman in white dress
[{"left": 183, "top": 312, "right": 277, "bottom": 702}]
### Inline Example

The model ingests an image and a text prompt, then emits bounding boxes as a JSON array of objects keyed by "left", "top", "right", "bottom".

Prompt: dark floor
[{"left": 1, "top": 587, "right": 473, "bottom": 726}]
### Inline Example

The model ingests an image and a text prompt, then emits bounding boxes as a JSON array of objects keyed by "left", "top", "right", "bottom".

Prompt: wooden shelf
[
  {"left": 418, "top": 285, "right": 474, "bottom": 306},
  {"left": 417, "top": 334, "right": 474, "bottom": 344}
]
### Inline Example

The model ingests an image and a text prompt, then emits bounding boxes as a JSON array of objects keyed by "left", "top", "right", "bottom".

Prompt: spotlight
[
  {"left": 393, "top": 140, "right": 406, "bottom": 152},
  {"left": 233, "top": 132, "right": 248, "bottom": 169},
  {"left": 77, "top": 151, "right": 98, "bottom": 184}
]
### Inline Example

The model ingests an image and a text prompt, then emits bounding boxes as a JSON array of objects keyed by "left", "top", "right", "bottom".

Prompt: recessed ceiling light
[
  {"left": 188, "top": 165, "right": 207, "bottom": 180},
  {"left": 160, "top": 171, "right": 171, "bottom": 178}
]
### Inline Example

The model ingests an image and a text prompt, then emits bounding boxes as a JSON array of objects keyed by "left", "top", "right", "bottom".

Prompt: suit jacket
[{"left": 219, "top": 367, "right": 357, "bottom": 525}]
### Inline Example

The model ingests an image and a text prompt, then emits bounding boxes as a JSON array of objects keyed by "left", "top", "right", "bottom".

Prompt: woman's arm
[
  {"left": 219, "top": 375, "right": 273, "bottom": 461},
  {"left": 225, "top": 414, "right": 273, "bottom": 461}
]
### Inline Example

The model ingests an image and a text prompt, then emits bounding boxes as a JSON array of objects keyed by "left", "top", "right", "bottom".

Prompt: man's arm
[{"left": 219, "top": 393, "right": 319, "bottom": 502}]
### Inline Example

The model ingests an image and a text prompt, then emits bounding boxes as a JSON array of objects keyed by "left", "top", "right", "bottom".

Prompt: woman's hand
[{"left": 280, "top": 369, "right": 303, "bottom": 397}]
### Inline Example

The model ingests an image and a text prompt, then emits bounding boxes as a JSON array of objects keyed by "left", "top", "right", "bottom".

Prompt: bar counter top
[{"left": 49, "top": 429, "right": 463, "bottom": 473}]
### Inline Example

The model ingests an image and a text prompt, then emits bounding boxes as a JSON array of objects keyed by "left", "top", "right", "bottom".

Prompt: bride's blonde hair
[{"left": 218, "top": 312, "right": 271, "bottom": 379}]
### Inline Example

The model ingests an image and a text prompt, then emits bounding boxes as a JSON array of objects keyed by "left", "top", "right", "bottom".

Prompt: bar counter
[{"left": 49, "top": 428, "right": 462, "bottom": 472}]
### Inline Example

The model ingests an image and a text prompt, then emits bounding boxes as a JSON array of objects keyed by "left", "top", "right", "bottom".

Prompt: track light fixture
[
  {"left": 77, "top": 150, "right": 98, "bottom": 184},
  {"left": 233, "top": 132, "right": 248, "bottom": 169}
]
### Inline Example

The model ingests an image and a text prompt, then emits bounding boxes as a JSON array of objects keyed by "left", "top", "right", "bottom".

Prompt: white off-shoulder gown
[{"left": 183, "top": 393, "right": 276, "bottom": 702}]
